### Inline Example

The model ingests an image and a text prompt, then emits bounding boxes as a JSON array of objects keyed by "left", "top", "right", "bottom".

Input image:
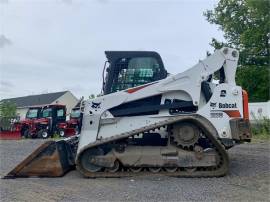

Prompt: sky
[{"left": 0, "top": 0, "right": 224, "bottom": 99}]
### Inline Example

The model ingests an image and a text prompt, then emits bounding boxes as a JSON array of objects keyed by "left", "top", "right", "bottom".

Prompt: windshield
[
  {"left": 111, "top": 57, "right": 160, "bottom": 92},
  {"left": 42, "top": 108, "right": 52, "bottom": 118},
  {"left": 70, "top": 109, "right": 80, "bottom": 118},
  {"left": 26, "top": 109, "right": 39, "bottom": 119}
]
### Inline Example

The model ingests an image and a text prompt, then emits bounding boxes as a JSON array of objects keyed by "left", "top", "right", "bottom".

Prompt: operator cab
[
  {"left": 102, "top": 51, "right": 168, "bottom": 95},
  {"left": 41, "top": 105, "right": 66, "bottom": 122},
  {"left": 26, "top": 107, "right": 42, "bottom": 119}
]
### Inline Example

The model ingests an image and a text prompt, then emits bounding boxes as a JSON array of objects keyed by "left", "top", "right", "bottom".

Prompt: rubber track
[{"left": 76, "top": 115, "right": 229, "bottom": 178}]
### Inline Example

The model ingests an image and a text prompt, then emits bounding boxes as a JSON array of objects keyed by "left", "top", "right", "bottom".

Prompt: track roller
[
  {"left": 129, "top": 167, "right": 143, "bottom": 173},
  {"left": 148, "top": 167, "right": 161, "bottom": 173}
]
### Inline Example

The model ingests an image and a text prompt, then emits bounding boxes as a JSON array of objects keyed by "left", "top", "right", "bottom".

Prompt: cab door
[{"left": 51, "top": 106, "right": 66, "bottom": 132}]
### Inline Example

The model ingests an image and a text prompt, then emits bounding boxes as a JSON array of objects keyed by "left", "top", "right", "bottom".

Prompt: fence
[{"left": 249, "top": 101, "right": 270, "bottom": 122}]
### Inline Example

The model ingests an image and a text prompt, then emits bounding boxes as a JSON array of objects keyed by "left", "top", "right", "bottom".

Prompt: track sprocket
[{"left": 171, "top": 122, "right": 199, "bottom": 148}]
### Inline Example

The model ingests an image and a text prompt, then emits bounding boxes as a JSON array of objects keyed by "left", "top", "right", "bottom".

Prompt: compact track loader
[{"left": 4, "top": 47, "right": 251, "bottom": 178}]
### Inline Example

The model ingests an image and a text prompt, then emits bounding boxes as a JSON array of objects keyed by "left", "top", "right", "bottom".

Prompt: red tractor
[
  {"left": 0, "top": 106, "right": 42, "bottom": 140},
  {"left": 0, "top": 104, "right": 79, "bottom": 139},
  {"left": 29, "top": 104, "right": 67, "bottom": 139},
  {"left": 62, "top": 107, "right": 83, "bottom": 137},
  {"left": 20, "top": 107, "right": 43, "bottom": 137}
]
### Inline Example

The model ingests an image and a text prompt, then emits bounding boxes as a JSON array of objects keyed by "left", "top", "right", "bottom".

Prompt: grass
[
  {"left": 50, "top": 133, "right": 62, "bottom": 140},
  {"left": 250, "top": 116, "right": 270, "bottom": 142}
]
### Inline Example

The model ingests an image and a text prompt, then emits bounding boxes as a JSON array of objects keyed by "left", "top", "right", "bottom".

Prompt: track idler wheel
[{"left": 80, "top": 148, "right": 104, "bottom": 173}]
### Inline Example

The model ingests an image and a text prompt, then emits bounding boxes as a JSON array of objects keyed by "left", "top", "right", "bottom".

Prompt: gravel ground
[{"left": 0, "top": 139, "right": 269, "bottom": 202}]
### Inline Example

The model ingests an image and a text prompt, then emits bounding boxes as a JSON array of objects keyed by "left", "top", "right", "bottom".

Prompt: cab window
[
  {"left": 26, "top": 109, "right": 38, "bottom": 118},
  {"left": 70, "top": 109, "right": 80, "bottom": 118},
  {"left": 42, "top": 108, "right": 52, "bottom": 118},
  {"left": 57, "top": 109, "right": 64, "bottom": 117},
  {"left": 111, "top": 57, "right": 161, "bottom": 92}
]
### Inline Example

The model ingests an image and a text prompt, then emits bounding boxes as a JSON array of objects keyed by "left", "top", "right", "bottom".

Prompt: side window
[
  {"left": 112, "top": 57, "right": 161, "bottom": 92},
  {"left": 57, "top": 109, "right": 64, "bottom": 117}
]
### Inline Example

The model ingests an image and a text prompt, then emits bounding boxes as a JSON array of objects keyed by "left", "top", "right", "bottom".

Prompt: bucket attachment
[
  {"left": 4, "top": 137, "right": 78, "bottom": 178},
  {"left": 0, "top": 131, "right": 21, "bottom": 140}
]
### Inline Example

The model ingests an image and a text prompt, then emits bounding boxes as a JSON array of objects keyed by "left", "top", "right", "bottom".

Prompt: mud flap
[{"left": 4, "top": 140, "right": 76, "bottom": 178}]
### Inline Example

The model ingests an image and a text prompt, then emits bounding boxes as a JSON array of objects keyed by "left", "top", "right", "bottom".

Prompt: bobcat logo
[
  {"left": 219, "top": 102, "right": 237, "bottom": 108},
  {"left": 210, "top": 102, "right": 217, "bottom": 108},
  {"left": 91, "top": 101, "right": 101, "bottom": 109}
]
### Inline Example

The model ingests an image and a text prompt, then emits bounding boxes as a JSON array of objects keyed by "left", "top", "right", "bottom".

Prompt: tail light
[{"left": 242, "top": 90, "right": 249, "bottom": 120}]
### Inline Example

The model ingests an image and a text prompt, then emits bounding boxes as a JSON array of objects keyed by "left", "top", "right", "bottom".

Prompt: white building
[{"left": 1, "top": 91, "right": 78, "bottom": 120}]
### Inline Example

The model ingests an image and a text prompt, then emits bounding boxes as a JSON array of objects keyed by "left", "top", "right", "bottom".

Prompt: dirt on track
[{"left": 0, "top": 139, "right": 269, "bottom": 202}]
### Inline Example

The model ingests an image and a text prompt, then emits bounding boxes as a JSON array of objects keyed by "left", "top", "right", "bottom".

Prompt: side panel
[{"left": 197, "top": 84, "right": 244, "bottom": 139}]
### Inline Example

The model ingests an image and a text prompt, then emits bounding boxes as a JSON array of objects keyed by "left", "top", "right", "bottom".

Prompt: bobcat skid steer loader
[{"left": 4, "top": 47, "right": 251, "bottom": 178}]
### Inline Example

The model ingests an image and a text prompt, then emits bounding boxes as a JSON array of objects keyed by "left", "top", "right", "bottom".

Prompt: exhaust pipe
[{"left": 4, "top": 136, "right": 79, "bottom": 178}]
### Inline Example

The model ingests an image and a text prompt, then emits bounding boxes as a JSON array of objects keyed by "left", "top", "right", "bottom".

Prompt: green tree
[
  {"left": 0, "top": 101, "right": 17, "bottom": 117},
  {"left": 0, "top": 101, "right": 17, "bottom": 131},
  {"left": 204, "top": 0, "right": 270, "bottom": 102}
]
